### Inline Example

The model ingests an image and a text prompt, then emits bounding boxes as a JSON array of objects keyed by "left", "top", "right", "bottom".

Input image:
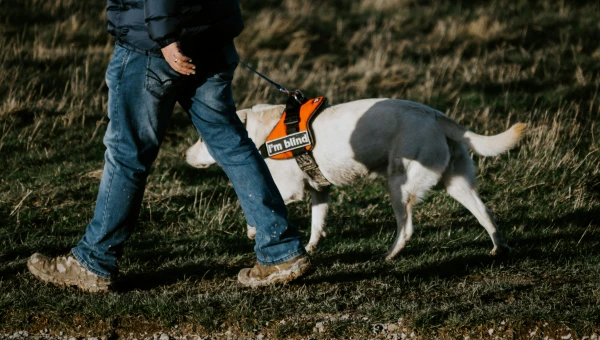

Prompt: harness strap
[
  {"left": 258, "top": 144, "right": 269, "bottom": 158},
  {"left": 284, "top": 95, "right": 302, "bottom": 135},
  {"left": 258, "top": 146, "right": 331, "bottom": 189},
  {"left": 294, "top": 153, "right": 331, "bottom": 190},
  {"left": 283, "top": 94, "right": 312, "bottom": 157}
]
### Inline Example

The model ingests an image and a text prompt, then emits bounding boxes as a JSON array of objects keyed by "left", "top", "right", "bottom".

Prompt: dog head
[{"left": 185, "top": 104, "right": 284, "bottom": 169}]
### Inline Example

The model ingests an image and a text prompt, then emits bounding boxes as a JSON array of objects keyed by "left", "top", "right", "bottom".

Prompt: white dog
[{"left": 186, "top": 99, "right": 526, "bottom": 260}]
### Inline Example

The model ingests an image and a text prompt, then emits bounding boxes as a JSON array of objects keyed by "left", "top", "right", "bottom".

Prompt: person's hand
[{"left": 161, "top": 41, "right": 196, "bottom": 75}]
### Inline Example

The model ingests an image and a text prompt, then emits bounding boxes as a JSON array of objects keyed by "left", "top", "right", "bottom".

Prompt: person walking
[{"left": 26, "top": 0, "right": 310, "bottom": 291}]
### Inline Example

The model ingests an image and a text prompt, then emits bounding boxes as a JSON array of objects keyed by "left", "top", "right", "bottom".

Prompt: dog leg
[
  {"left": 306, "top": 187, "right": 330, "bottom": 253},
  {"left": 383, "top": 159, "right": 442, "bottom": 261},
  {"left": 443, "top": 144, "right": 510, "bottom": 255},
  {"left": 382, "top": 196, "right": 414, "bottom": 261},
  {"left": 247, "top": 225, "right": 257, "bottom": 240},
  {"left": 382, "top": 172, "right": 412, "bottom": 261},
  {"left": 445, "top": 179, "right": 510, "bottom": 255}
]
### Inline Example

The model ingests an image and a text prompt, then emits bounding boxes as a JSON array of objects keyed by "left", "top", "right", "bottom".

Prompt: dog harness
[{"left": 258, "top": 94, "right": 331, "bottom": 189}]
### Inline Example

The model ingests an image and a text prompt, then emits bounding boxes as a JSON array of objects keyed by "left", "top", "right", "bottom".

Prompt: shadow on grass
[
  {"left": 504, "top": 206, "right": 598, "bottom": 232},
  {"left": 303, "top": 206, "right": 599, "bottom": 285},
  {"left": 115, "top": 261, "right": 244, "bottom": 292},
  {"left": 302, "top": 245, "right": 566, "bottom": 286}
]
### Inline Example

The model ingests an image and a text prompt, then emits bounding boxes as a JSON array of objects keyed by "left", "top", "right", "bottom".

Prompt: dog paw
[
  {"left": 246, "top": 226, "right": 257, "bottom": 240},
  {"left": 305, "top": 244, "right": 319, "bottom": 253},
  {"left": 489, "top": 244, "right": 511, "bottom": 256},
  {"left": 375, "top": 252, "right": 396, "bottom": 262}
]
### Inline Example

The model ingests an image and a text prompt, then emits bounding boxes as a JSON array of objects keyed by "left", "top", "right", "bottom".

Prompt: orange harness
[
  {"left": 258, "top": 95, "right": 331, "bottom": 189},
  {"left": 259, "top": 96, "right": 326, "bottom": 159}
]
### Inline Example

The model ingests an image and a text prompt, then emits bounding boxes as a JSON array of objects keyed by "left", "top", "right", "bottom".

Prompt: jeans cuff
[
  {"left": 71, "top": 247, "right": 113, "bottom": 280},
  {"left": 257, "top": 248, "right": 307, "bottom": 266}
]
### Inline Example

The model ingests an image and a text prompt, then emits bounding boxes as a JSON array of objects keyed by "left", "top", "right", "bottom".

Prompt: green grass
[{"left": 1, "top": 0, "right": 599, "bottom": 338}]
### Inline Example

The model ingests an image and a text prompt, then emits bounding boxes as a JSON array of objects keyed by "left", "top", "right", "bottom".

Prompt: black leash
[{"left": 239, "top": 61, "right": 305, "bottom": 103}]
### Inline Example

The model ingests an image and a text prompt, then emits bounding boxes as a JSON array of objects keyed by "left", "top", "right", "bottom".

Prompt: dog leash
[{"left": 239, "top": 61, "right": 305, "bottom": 103}]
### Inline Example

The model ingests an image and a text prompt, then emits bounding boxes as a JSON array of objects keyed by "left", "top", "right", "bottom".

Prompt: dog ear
[
  {"left": 242, "top": 105, "right": 285, "bottom": 146},
  {"left": 236, "top": 109, "right": 250, "bottom": 126},
  {"left": 253, "top": 104, "right": 285, "bottom": 119}
]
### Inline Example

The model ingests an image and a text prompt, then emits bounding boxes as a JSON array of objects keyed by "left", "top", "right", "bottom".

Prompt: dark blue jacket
[{"left": 107, "top": 0, "right": 244, "bottom": 57}]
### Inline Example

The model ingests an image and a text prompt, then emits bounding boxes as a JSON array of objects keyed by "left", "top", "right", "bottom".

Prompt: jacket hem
[{"left": 115, "top": 40, "right": 164, "bottom": 58}]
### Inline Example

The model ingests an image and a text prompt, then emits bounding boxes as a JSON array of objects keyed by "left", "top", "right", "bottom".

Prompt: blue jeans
[{"left": 72, "top": 44, "right": 305, "bottom": 279}]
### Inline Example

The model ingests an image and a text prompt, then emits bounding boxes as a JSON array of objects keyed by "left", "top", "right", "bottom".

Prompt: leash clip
[
  {"left": 289, "top": 89, "right": 305, "bottom": 104},
  {"left": 279, "top": 88, "right": 305, "bottom": 104}
]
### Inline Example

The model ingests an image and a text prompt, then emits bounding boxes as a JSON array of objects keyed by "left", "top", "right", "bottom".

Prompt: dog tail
[{"left": 436, "top": 114, "right": 527, "bottom": 157}]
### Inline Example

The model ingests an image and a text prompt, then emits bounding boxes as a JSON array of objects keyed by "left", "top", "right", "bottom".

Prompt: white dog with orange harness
[{"left": 185, "top": 98, "right": 526, "bottom": 260}]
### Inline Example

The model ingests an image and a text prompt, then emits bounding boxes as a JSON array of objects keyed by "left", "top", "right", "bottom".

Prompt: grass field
[{"left": 1, "top": 0, "right": 599, "bottom": 338}]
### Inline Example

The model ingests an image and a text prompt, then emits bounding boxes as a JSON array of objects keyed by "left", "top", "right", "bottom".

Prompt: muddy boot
[
  {"left": 238, "top": 255, "right": 311, "bottom": 287},
  {"left": 27, "top": 253, "right": 112, "bottom": 293}
]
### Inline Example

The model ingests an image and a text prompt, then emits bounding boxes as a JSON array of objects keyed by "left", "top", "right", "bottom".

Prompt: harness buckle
[{"left": 284, "top": 115, "right": 300, "bottom": 125}]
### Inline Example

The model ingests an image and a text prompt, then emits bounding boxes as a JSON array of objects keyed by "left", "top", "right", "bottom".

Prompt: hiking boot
[
  {"left": 27, "top": 253, "right": 112, "bottom": 293},
  {"left": 238, "top": 255, "right": 311, "bottom": 287}
]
